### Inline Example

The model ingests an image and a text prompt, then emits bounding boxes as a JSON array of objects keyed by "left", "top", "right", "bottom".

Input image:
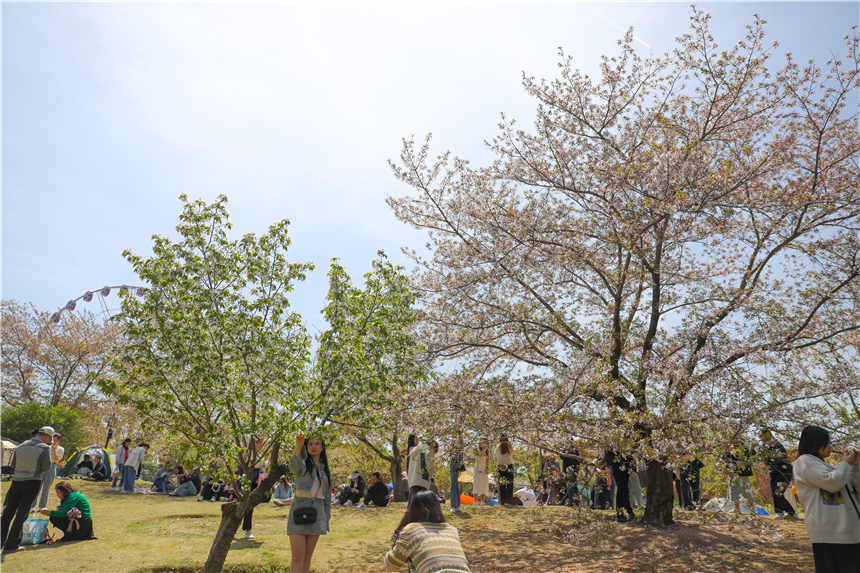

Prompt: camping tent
[{"left": 57, "top": 445, "right": 115, "bottom": 477}]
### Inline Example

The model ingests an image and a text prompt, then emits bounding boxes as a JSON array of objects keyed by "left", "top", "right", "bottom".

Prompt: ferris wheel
[{"left": 46, "top": 285, "right": 146, "bottom": 326}]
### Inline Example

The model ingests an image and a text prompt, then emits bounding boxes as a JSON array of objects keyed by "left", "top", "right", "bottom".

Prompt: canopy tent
[
  {"left": 57, "top": 445, "right": 115, "bottom": 477},
  {"left": 1, "top": 438, "right": 18, "bottom": 477}
]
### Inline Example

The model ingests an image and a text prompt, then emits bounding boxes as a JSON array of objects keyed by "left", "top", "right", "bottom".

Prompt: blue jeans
[
  {"left": 174, "top": 481, "right": 197, "bottom": 496},
  {"left": 449, "top": 463, "right": 460, "bottom": 510},
  {"left": 122, "top": 465, "right": 137, "bottom": 492},
  {"left": 112, "top": 463, "right": 124, "bottom": 488}
]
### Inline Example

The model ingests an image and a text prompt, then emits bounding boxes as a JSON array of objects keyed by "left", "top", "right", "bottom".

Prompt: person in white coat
[
  {"left": 122, "top": 443, "right": 149, "bottom": 493},
  {"left": 393, "top": 439, "right": 437, "bottom": 540},
  {"left": 793, "top": 425, "right": 860, "bottom": 573}
]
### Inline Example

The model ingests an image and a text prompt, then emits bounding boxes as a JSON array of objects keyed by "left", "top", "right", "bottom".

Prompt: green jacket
[{"left": 49, "top": 491, "right": 91, "bottom": 519}]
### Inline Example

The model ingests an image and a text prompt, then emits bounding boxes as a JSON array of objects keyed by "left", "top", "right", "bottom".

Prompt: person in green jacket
[{"left": 39, "top": 481, "right": 94, "bottom": 542}]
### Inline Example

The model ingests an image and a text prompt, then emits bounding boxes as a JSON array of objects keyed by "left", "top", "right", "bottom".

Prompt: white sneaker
[
  {"left": 111, "top": 487, "right": 118, "bottom": 491},
  {"left": 356, "top": 502, "right": 366, "bottom": 508},
  {"left": 244, "top": 530, "right": 254, "bottom": 540},
  {"left": 449, "top": 507, "right": 459, "bottom": 514},
  {"left": 344, "top": 500, "right": 353, "bottom": 507}
]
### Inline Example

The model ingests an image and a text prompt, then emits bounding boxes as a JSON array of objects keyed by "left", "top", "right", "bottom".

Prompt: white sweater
[{"left": 793, "top": 454, "right": 860, "bottom": 544}]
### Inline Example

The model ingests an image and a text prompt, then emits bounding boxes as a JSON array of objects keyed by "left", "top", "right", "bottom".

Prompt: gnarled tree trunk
[
  {"left": 641, "top": 459, "right": 675, "bottom": 526},
  {"left": 202, "top": 443, "right": 289, "bottom": 573}
]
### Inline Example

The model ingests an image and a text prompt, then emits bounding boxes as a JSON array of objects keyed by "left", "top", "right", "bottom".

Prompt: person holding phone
[
  {"left": 793, "top": 425, "right": 860, "bottom": 572},
  {"left": 288, "top": 434, "right": 332, "bottom": 573}
]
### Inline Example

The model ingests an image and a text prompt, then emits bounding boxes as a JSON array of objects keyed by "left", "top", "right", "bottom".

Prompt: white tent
[{"left": 1, "top": 438, "right": 19, "bottom": 469}]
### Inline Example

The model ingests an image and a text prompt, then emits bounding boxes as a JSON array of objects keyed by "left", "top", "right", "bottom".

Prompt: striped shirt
[{"left": 384, "top": 522, "right": 471, "bottom": 573}]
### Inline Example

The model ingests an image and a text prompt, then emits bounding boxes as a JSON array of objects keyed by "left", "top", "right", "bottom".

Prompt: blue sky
[{"left": 3, "top": 1, "right": 858, "bottom": 332}]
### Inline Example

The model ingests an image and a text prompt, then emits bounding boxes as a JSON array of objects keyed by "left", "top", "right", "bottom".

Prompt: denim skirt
[{"left": 286, "top": 497, "right": 329, "bottom": 535}]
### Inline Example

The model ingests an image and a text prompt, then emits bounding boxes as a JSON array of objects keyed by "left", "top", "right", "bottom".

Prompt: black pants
[
  {"left": 1, "top": 480, "right": 41, "bottom": 550},
  {"left": 498, "top": 467, "right": 515, "bottom": 505},
  {"left": 812, "top": 543, "right": 860, "bottom": 573},
  {"left": 770, "top": 473, "right": 796, "bottom": 515},
  {"left": 243, "top": 477, "right": 258, "bottom": 531},
  {"left": 612, "top": 468, "right": 632, "bottom": 514},
  {"left": 49, "top": 516, "right": 94, "bottom": 541}
]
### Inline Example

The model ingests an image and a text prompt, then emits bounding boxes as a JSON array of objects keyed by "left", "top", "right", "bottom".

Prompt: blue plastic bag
[{"left": 21, "top": 516, "right": 49, "bottom": 545}]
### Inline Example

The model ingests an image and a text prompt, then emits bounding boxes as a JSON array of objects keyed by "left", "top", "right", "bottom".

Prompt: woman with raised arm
[
  {"left": 793, "top": 425, "right": 860, "bottom": 573},
  {"left": 288, "top": 434, "right": 332, "bottom": 573}
]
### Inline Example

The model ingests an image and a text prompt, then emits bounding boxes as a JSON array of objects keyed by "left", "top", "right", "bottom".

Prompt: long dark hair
[
  {"left": 55, "top": 481, "right": 76, "bottom": 499},
  {"left": 302, "top": 437, "right": 332, "bottom": 487},
  {"left": 499, "top": 435, "right": 511, "bottom": 456},
  {"left": 408, "top": 490, "right": 446, "bottom": 524},
  {"left": 407, "top": 434, "right": 418, "bottom": 450},
  {"left": 798, "top": 425, "right": 830, "bottom": 459}
]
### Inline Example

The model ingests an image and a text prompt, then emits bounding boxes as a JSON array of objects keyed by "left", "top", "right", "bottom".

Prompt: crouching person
[
  {"left": 40, "top": 482, "right": 95, "bottom": 542},
  {"left": 366, "top": 472, "right": 390, "bottom": 507},
  {"left": 384, "top": 491, "right": 470, "bottom": 572}
]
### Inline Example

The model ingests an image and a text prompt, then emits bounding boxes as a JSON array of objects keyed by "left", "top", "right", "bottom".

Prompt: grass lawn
[{"left": 0, "top": 479, "right": 815, "bottom": 573}]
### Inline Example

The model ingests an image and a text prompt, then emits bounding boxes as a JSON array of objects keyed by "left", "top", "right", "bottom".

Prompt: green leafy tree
[
  {"left": 102, "top": 195, "right": 314, "bottom": 573},
  {"left": 0, "top": 401, "right": 86, "bottom": 454},
  {"left": 102, "top": 196, "right": 424, "bottom": 573}
]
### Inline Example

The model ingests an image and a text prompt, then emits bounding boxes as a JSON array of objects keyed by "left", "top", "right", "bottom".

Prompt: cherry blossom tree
[{"left": 388, "top": 10, "right": 860, "bottom": 525}]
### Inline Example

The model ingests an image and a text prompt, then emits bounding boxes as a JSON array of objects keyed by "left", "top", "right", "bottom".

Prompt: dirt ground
[{"left": 457, "top": 506, "right": 813, "bottom": 573}]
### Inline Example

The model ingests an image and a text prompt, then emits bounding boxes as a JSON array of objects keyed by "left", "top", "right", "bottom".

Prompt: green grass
[{"left": 0, "top": 480, "right": 816, "bottom": 572}]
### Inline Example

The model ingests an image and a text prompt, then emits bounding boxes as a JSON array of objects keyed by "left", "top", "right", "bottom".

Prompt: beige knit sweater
[{"left": 384, "top": 522, "right": 471, "bottom": 573}]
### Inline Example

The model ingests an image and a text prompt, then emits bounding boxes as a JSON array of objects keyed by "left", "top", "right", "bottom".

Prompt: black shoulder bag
[{"left": 293, "top": 506, "right": 318, "bottom": 525}]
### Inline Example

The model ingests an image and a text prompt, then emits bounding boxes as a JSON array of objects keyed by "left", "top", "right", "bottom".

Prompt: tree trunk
[
  {"left": 203, "top": 501, "right": 245, "bottom": 573},
  {"left": 202, "top": 443, "right": 289, "bottom": 573},
  {"left": 391, "top": 457, "right": 405, "bottom": 502},
  {"left": 641, "top": 460, "right": 675, "bottom": 526}
]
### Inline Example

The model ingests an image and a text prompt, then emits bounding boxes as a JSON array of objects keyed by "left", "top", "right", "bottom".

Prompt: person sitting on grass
[
  {"left": 74, "top": 455, "right": 94, "bottom": 477},
  {"left": 384, "top": 490, "right": 471, "bottom": 573},
  {"left": 82, "top": 455, "right": 107, "bottom": 481},
  {"left": 170, "top": 468, "right": 201, "bottom": 497},
  {"left": 365, "top": 472, "right": 391, "bottom": 507},
  {"left": 272, "top": 476, "right": 294, "bottom": 506},
  {"left": 151, "top": 464, "right": 169, "bottom": 492},
  {"left": 39, "top": 481, "right": 95, "bottom": 542}
]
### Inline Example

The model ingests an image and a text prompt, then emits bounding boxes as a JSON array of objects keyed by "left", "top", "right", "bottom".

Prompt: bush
[{"left": 0, "top": 401, "right": 86, "bottom": 454}]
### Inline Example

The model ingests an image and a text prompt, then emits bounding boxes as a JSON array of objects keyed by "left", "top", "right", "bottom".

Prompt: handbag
[
  {"left": 111, "top": 467, "right": 121, "bottom": 479},
  {"left": 21, "top": 516, "right": 49, "bottom": 545},
  {"left": 293, "top": 506, "right": 318, "bottom": 525}
]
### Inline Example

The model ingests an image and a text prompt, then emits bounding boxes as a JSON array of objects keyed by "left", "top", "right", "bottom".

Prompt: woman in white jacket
[
  {"left": 393, "top": 439, "right": 437, "bottom": 540},
  {"left": 793, "top": 425, "right": 860, "bottom": 572}
]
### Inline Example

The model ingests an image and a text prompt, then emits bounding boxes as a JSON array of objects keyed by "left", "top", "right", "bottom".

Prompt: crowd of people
[{"left": 2, "top": 425, "right": 857, "bottom": 573}]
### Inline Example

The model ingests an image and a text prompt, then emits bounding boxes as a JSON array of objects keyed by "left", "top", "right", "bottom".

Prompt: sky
[{"left": 3, "top": 1, "right": 858, "bottom": 333}]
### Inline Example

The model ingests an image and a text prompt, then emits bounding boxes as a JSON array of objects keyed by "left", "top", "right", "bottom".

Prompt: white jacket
[
  {"left": 793, "top": 454, "right": 860, "bottom": 544},
  {"left": 407, "top": 443, "right": 435, "bottom": 490},
  {"left": 125, "top": 446, "right": 147, "bottom": 472}
]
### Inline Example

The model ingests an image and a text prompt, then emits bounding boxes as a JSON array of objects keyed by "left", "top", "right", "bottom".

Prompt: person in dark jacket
[
  {"left": 761, "top": 428, "right": 797, "bottom": 517},
  {"left": 365, "top": 472, "right": 390, "bottom": 507},
  {"left": 605, "top": 450, "right": 635, "bottom": 522},
  {"left": 1, "top": 426, "right": 52, "bottom": 553},
  {"left": 83, "top": 455, "right": 108, "bottom": 481}
]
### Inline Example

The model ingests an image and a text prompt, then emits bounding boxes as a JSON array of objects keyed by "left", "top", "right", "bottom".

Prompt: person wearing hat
[
  {"left": 1, "top": 426, "right": 53, "bottom": 553},
  {"left": 31, "top": 431, "right": 64, "bottom": 511},
  {"left": 344, "top": 471, "right": 365, "bottom": 506}
]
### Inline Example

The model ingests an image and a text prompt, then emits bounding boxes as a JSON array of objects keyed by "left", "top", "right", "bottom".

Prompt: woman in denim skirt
[{"left": 288, "top": 434, "right": 332, "bottom": 573}]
